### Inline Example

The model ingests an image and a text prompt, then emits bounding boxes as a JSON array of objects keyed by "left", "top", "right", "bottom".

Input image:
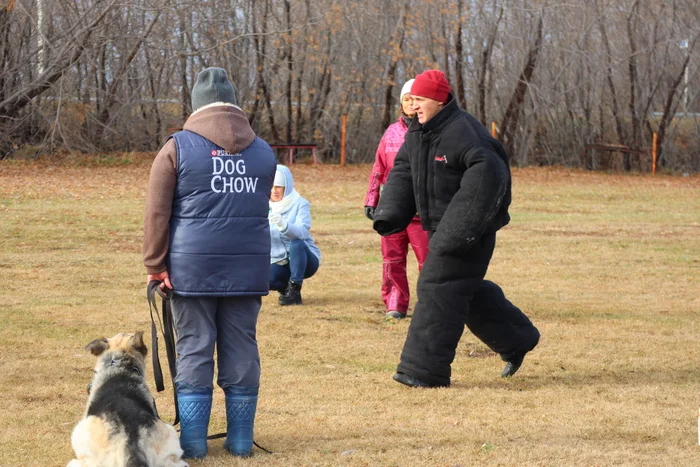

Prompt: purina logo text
[{"left": 211, "top": 149, "right": 242, "bottom": 157}]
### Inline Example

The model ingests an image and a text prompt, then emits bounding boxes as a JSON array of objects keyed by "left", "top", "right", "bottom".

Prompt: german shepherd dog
[{"left": 67, "top": 332, "right": 188, "bottom": 467}]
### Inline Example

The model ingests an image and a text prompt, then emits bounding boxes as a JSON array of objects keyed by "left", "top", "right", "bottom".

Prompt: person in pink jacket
[{"left": 364, "top": 79, "right": 429, "bottom": 320}]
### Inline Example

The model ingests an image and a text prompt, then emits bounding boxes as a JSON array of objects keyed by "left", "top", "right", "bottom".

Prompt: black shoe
[
  {"left": 392, "top": 372, "right": 447, "bottom": 388},
  {"left": 279, "top": 281, "right": 302, "bottom": 306},
  {"left": 500, "top": 354, "right": 526, "bottom": 378}
]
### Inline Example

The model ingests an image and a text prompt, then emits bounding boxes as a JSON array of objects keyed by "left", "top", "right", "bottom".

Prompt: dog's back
[{"left": 87, "top": 372, "right": 158, "bottom": 467}]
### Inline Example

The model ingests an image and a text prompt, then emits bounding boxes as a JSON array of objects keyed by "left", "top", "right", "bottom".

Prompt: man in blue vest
[{"left": 144, "top": 67, "right": 276, "bottom": 459}]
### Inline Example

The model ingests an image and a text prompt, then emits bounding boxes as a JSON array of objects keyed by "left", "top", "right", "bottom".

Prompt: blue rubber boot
[
  {"left": 223, "top": 386, "right": 258, "bottom": 457},
  {"left": 177, "top": 391, "right": 212, "bottom": 459}
]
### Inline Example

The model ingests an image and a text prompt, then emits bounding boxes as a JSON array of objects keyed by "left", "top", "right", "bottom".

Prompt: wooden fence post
[
  {"left": 652, "top": 132, "right": 658, "bottom": 176},
  {"left": 340, "top": 114, "right": 347, "bottom": 167}
]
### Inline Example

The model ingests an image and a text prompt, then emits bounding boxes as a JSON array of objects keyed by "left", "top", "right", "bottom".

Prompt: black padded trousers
[{"left": 396, "top": 233, "right": 539, "bottom": 386}]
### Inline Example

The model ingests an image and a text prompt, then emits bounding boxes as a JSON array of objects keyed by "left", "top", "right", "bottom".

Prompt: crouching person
[
  {"left": 268, "top": 164, "right": 321, "bottom": 305},
  {"left": 143, "top": 67, "right": 276, "bottom": 458}
]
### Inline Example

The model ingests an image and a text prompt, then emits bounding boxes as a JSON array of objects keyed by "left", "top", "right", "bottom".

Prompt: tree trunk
[
  {"left": 454, "top": 1, "right": 466, "bottom": 109},
  {"left": 597, "top": 4, "right": 626, "bottom": 145},
  {"left": 293, "top": 0, "right": 311, "bottom": 139},
  {"left": 0, "top": 6, "right": 11, "bottom": 104},
  {"left": 381, "top": 5, "right": 408, "bottom": 132},
  {"left": 284, "top": 0, "right": 293, "bottom": 142},
  {"left": 253, "top": 0, "right": 279, "bottom": 142},
  {"left": 500, "top": 14, "right": 543, "bottom": 161},
  {"left": 307, "top": 32, "right": 332, "bottom": 144},
  {"left": 656, "top": 54, "right": 691, "bottom": 171},
  {"left": 477, "top": 6, "right": 503, "bottom": 126},
  {"left": 178, "top": 8, "right": 190, "bottom": 123},
  {"left": 144, "top": 43, "right": 162, "bottom": 146},
  {"left": 626, "top": 0, "right": 640, "bottom": 148}
]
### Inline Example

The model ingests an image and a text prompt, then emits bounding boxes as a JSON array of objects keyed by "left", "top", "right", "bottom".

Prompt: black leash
[
  {"left": 147, "top": 281, "right": 273, "bottom": 454},
  {"left": 148, "top": 281, "right": 179, "bottom": 425}
]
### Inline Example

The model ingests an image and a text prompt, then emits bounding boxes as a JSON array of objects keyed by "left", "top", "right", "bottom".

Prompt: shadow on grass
[{"left": 449, "top": 364, "right": 700, "bottom": 391}]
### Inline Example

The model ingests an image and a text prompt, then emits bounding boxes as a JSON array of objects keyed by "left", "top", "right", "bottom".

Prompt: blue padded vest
[{"left": 167, "top": 130, "right": 276, "bottom": 296}]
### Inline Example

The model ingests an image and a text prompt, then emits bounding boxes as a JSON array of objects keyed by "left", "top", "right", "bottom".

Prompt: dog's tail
[
  {"left": 126, "top": 451, "right": 149, "bottom": 467},
  {"left": 125, "top": 430, "right": 150, "bottom": 467}
]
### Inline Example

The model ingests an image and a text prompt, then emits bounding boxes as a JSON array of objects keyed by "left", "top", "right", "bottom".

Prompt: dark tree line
[{"left": 1, "top": 0, "right": 698, "bottom": 171}]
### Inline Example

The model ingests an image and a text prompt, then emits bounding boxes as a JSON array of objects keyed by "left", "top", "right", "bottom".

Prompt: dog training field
[{"left": 1, "top": 158, "right": 699, "bottom": 466}]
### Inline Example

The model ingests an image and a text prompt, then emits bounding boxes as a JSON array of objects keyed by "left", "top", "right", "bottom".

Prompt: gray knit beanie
[{"left": 191, "top": 67, "right": 237, "bottom": 111}]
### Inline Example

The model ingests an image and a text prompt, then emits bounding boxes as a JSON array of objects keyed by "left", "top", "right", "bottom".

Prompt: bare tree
[
  {"left": 0, "top": 0, "right": 118, "bottom": 119},
  {"left": 0, "top": 0, "right": 698, "bottom": 171},
  {"left": 380, "top": 3, "right": 408, "bottom": 131},
  {"left": 500, "top": 11, "right": 543, "bottom": 163}
]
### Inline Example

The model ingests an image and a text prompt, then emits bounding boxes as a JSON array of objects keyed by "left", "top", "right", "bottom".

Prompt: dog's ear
[
  {"left": 130, "top": 331, "right": 148, "bottom": 358},
  {"left": 85, "top": 338, "right": 109, "bottom": 356}
]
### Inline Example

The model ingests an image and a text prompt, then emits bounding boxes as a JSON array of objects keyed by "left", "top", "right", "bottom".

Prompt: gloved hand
[
  {"left": 269, "top": 213, "right": 287, "bottom": 231},
  {"left": 269, "top": 213, "right": 281, "bottom": 225},
  {"left": 364, "top": 206, "right": 375, "bottom": 220}
]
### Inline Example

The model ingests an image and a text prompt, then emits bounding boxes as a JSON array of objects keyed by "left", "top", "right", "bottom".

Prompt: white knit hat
[{"left": 400, "top": 79, "right": 415, "bottom": 99}]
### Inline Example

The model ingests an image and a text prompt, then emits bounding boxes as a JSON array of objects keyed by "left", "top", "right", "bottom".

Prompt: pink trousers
[{"left": 380, "top": 218, "right": 429, "bottom": 313}]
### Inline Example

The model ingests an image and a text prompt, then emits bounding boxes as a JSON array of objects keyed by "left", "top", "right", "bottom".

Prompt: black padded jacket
[{"left": 373, "top": 95, "right": 512, "bottom": 257}]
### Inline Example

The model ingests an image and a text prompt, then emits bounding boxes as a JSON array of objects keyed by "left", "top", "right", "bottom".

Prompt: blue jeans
[{"left": 270, "top": 239, "right": 319, "bottom": 291}]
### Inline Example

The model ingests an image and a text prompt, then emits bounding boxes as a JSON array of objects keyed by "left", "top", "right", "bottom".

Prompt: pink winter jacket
[{"left": 364, "top": 117, "right": 409, "bottom": 208}]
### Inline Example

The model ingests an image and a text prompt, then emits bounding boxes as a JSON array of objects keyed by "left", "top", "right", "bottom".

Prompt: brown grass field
[{"left": 0, "top": 157, "right": 699, "bottom": 467}]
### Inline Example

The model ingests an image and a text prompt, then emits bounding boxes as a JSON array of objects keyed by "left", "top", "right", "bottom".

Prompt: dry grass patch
[{"left": 0, "top": 160, "right": 699, "bottom": 466}]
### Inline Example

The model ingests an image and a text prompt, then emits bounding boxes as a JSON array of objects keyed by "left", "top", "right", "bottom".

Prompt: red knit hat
[{"left": 410, "top": 70, "right": 451, "bottom": 103}]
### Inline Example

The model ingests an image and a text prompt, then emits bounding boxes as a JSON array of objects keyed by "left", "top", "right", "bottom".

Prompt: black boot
[
  {"left": 279, "top": 281, "right": 302, "bottom": 306},
  {"left": 500, "top": 353, "right": 526, "bottom": 378}
]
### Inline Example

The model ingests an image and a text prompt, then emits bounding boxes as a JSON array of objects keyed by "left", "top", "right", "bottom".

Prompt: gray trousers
[{"left": 171, "top": 295, "right": 261, "bottom": 392}]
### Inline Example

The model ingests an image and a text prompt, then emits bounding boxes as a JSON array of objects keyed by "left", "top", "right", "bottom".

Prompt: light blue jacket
[{"left": 269, "top": 165, "right": 321, "bottom": 264}]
